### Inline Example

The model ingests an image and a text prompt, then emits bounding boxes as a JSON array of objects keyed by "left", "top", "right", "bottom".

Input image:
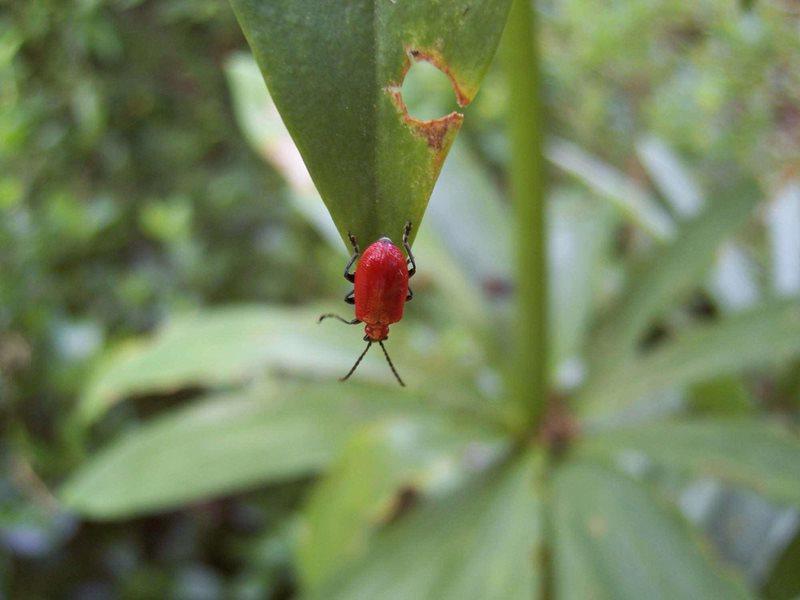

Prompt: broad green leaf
[
  {"left": 578, "top": 300, "right": 800, "bottom": 419},
  {"left": 297, "top": 414, "right": 508, "bottom": 591},
  {"left": 574, "top": 419, "right": 800, "bottom": 508},
  {"left": 229, "top": 0, "right": 512, "bottom": 247},
  {"left": 549, "top": 190, "right": 617, "bottom": 386},
  {"left": 552, "top": 461, "right": 750, "bottom": 600},
  {"left": 223, "top": 53, "right": 492, "bottom": 334},
  {"left": 313, "top": 451, "right": 544, "bottom": 600},
  {"left": 61, "top": 383, "right": 419, "bottom": 519},
  {"left": 76, "top": 305, "right": 398, "bottom": 426},
  {"left": 679, "top": 484, "right": 798, "bottom": 588},
  {"left": 546, "top": 138, "right": 675, "bottom": 240},
  {"left": 588, "top": 183, "right": 758, "bottom": 370}
]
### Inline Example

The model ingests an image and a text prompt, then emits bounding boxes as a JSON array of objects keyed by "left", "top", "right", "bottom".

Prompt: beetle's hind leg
[
  {"left": 402, "top": 221, "right": 416, "bottom": 278},
  {"left": 318, "top": 314, "right": 360, "bottom": 325},
  {"left": 345, "top": 290, "right": 355, "bottom": 304},
  {"left": 406, "top": 288, "right": 413, "bottom": 302}
]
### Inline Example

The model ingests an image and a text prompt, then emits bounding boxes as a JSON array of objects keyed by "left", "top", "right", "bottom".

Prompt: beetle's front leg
[
  {"left": 344, "top": 232, "right": 360, "bottom": 283},
  {"left": 402, "top": 221, "right": 416, "bottom": 278}
]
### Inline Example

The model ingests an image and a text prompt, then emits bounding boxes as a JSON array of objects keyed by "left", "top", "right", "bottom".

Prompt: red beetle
[{"left": 319, "top": 221, "right": 416, "bottom": 386}]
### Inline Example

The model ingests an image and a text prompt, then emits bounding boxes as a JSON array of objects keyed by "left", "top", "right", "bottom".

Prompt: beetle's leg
[
  {"left": 348, "top": 232, "right": 360, "bottom": 254},
  {"left": 406, "top": 287, "right": 413, "bottom": 302},
  {"left": 345, "top": 290, "right": 355, "bottom": 304},
  {"left": 343, "top": 251, "right": 357, "bottom": 283},
  {"left": 402, "top": 221, "right": 416, "bottom": 278},
  {"left": 344, "top": 232, "right": 360, "bottom": 283},
  {"left": 318, "top": 314, "right": 360, "bottom": 325}
]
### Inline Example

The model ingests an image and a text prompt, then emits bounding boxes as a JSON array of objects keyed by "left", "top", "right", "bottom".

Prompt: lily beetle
[{"left": 319, "top": 221, "right": 416, "bottom": 386}]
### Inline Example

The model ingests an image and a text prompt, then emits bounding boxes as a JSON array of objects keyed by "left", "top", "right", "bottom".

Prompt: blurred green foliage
[
  {"left": 1, "top": 0, "right": 333, "bottom": 596},
  {"left": 2, "top": 0, "right": 800, "bottom": 598}
]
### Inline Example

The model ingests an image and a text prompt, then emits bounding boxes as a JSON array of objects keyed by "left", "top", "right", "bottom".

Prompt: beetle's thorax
[{"left": 364, "top": 323, "right": 390, "bottom": 341}]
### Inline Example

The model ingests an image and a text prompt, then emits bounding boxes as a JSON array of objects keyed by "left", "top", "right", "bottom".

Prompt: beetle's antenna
[
  {"left": 340, "top": 341, "right": 372, "bottom": 382},
  {"left": 379, "top": 341, "right": 405, "bottom": 387}
]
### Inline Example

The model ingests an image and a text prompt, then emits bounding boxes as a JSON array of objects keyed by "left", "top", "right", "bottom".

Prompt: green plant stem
[{"left": 504, "top": 0, "right": 547, "bottom": 430}]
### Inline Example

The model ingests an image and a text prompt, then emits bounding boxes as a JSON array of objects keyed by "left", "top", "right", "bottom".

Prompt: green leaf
[
  {"left": 61, "top": 383, "right": 415, "bottom": 519},
  {"left": 223, "top": 55, "right": 500, "bottom": 340},
  {"left": 223, "top": 59, "right": 497, "bottom": 340},
  {"left": 546, "top": 138, "right": 675, "bottom": 240},
  {"left": 588, "top": 184, "right": 758, "bottom": 370},
  {"left": 313, "top": 450, "right": 544, "bottom": 600},
  {"left": 297, "top": 414, "right": 508, "bottom": 591},
  {"left": 229, "top": 0, "right": 512, "bottom": 247},
  {"left": 552, "top": 461, "right": 750, "bottom": 600},
  {"left": 76, "top": 305, "right": 396, "bottom": 426},
  {"left": 574, "top": 419, "right": 800, "bottom": 507},
  {"left": 549, "top": 190, "right": 617, "bottom": 382},
  {"left": 578, "top": 300, "right": 800, "bottom": 419}
]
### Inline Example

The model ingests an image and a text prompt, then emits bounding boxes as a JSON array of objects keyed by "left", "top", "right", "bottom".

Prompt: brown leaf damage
[
  {"left": 386, "top": 87, "right": 463, "bottom": 151},
  {"left": 406, "top": 48, "right": 471, "bottom": 107},
  {"left": 385, "top": 47, "right": 470, "bottom": 152}
]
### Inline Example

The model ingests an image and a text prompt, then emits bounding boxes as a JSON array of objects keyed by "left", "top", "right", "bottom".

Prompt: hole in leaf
[{"left": 400, "top": 59, "right": 460, "bottom": 121}]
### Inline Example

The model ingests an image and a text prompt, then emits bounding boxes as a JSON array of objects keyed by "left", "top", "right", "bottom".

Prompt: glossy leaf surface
[
  {"left": 579, "top": 301, "right": 800, "bottom": 419},
  {"left": 576, "top": 419, "right": 800, "bottom": 507},
  {"left": 588, "top": 184, "right": 758, "bottom": 371},
  {"left": 77, "top": 305, "right": 396, "bottom": 426},
  {"left": 313, "top": 451, "right": 544, "bottom": 600},
  {"left": 552, "top": 462, "right": 750, "bottom": 599},
  {"left": 229, "top": 0, "right": 512, "bottom": 247},
  {"left": 62, "top": 383, "right": 418, "bottom": 518},
  {"left": 297, "top": 415, "right": 508, "bottom": 591}
]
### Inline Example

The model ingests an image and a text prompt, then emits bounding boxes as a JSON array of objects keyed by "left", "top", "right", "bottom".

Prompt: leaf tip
[{"left": 383, "top": 45, "right": 475, "bottom": 154}]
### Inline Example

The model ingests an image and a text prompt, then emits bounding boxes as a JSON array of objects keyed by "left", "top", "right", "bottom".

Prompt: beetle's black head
[{"left": 378, "top": 236, "right": 392, "bottom": 244}]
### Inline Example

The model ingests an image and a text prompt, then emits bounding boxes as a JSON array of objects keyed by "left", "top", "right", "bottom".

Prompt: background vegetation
[{"left": 2, "top": 0, "right": 799, "bottom": 598}]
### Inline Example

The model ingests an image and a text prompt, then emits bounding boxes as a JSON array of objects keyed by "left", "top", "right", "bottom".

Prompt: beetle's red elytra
[{"left": 318, "top": 221, "right": 416, "bottom": 386}]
